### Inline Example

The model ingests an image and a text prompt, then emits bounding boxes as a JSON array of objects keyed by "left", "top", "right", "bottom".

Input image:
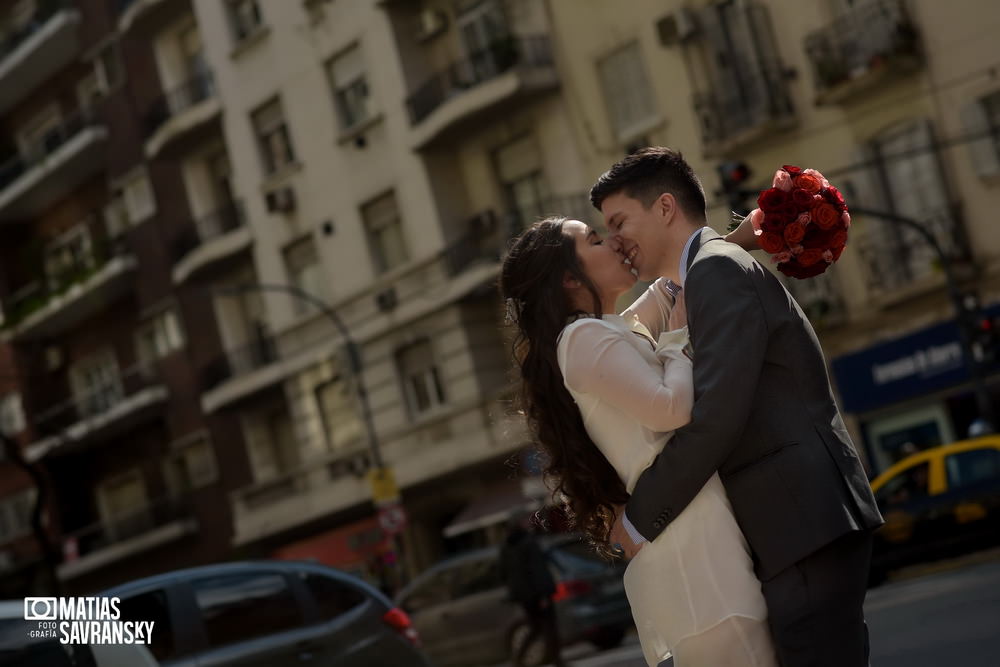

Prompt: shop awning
[{"left": 443, "top": 477, "right": 547, "bottom": 538}]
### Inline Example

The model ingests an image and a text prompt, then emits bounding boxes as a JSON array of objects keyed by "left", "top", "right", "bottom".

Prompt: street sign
[
  {"left": 367, "top": 466, "right": 400, "bottom": 506},
  {"left": 378, "top": 502, "right": 407, "bottom": 536}
]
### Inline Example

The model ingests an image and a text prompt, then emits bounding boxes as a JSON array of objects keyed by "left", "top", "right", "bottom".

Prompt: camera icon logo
[{"left": 24, "top": 598, "right": 57, "bottom": 621}]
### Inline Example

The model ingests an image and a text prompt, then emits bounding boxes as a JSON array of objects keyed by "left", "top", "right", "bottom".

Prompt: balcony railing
[
  {"left": 855, "top": 206, "right": 970, "bottom": 296},
  {"left": 406, "top": 35, "right": 553, "bottom": 125},
  {"left": 0, "top": 108, "right": 98, "bottom": 194},
  {"left": 693, "top": 67, "right": 794, "bottom": 150},
  {"left": 144, "top": 69, "right": 216, "bottom": 137},
  {"left": 61, "top": 495, "right": 194, "bottom": 564},
  {"left": 0, "top": 235, "right": 124, "bottom": 331},
  {"left": 805, "top": 0, "right": 921, "bottom": 99},
  {"left": 32, "top": 363, "right": 165, "bottom": 437},
  {"left": 171, "top": 201, "right": 246, "bottom": 264},
  {"left": 0, "top": 0, "right": 73, "bottom": 64},
  {"left": 200, "top": 332, "right": 279, "bottom": 392}
]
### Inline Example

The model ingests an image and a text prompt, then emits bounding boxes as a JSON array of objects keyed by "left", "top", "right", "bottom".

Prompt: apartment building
[
  {"left": 544, "top": 0, "right": 1000, "bottom": 473},
  {"left": 0, "top": 0, "right": 252, "bottom": 595}
]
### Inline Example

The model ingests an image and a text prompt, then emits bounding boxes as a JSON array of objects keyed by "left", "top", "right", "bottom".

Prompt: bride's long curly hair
[{"left": 500, "top": 218, "right": 628, "bottom": 556}]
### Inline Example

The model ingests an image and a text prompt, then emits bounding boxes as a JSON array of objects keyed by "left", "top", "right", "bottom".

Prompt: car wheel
[
  {"left": 508, "top": 623, "right": 547, "bottom": 667},
  {"left": 589, "top": 626, "right": 626, "bottom": 651}
]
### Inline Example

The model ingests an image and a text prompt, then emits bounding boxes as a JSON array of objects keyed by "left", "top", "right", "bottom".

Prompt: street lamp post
[{"left": 850, "top": 207, "right": 998, "bottom": 430}]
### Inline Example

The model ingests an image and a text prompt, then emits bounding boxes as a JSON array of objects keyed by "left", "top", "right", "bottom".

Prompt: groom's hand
[{"left": 610, "top": 505, "right": 644, "bottom": 560}]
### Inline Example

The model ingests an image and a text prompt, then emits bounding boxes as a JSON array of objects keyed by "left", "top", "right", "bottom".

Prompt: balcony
[
  {"left": 0, "top": 110, "right": 109, "bottom": 222},
  {"left": 0, "top": 240, "right": 137, "bottom": 342},
  {"left": 171, "top": 201, "right": 252, "bottom": 284},
  {"left": 693, "top": 69, "right": 796, "bottom": 157},
  {"left": 405, "top": 36, "right": 558, "bottom": 150},
  {"left": 200, "top": 333, "right": 283, "bottom": 410},
  {"left": 25, "top": 364, "right": 169, "bottom": 462},
  {"left": 0, "top": 1, "right": 82, "bottom": 115},
  {"left": 854, "top": 206, "right": 972, "bottom": 306},
  {"left": 805, "top": 0, "right": 922, "bottom": 106},
  {"left": 144, "top": 70, "right": 221, "bottom": 159},
  {"left": 57, "top": 496, "right": 197, "bottom": 581},
  {"left": 115, "top": 0, "right": 186, "bottom": 35},
  {"left": 231, "top": 451, "right": 371, "bottom": 545}
]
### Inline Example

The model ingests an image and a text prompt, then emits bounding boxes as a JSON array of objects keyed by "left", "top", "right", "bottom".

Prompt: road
[{"left": 541, "top": 556, "right": 1000, "bottom": 667}]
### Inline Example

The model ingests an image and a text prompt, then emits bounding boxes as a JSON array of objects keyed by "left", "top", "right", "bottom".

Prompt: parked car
[
  {"left": 396, "top": 534, "right": 633, "bottom": 667},
  {"left": 102, "top": 560, "right": 431, "bottom": 667},
  {"left": 869, "top": 435, "right": 1000, "bottom": 584},
  {"left": 0, "top": 600, "right": 159, "bottom": 666}
]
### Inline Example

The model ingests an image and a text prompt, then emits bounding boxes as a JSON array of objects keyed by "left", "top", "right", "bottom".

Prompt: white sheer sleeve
[
  {"left": 621, "top": 278, "right": 676, "bottom": 339},
  {"left": 559, "top": 319, "right": 693, "bottom": 433}
]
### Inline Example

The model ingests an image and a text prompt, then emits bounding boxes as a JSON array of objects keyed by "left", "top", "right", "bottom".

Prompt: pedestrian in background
[{"left": 499, "top": 514, "right": 568, "bottom": 667}]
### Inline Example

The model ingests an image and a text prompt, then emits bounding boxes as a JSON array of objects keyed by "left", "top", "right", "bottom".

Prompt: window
[
  {"left": 194, "top": 572, "right": 303, "bottom": 648},
  {"left": 299, "top": 572, "right": 366, "bottom": 620},
  {"left": 135, "top": 309, "right": 185, "bottom": 369},
  {"left": 16, "top": 105, "right": 62, "bottom": 158},
  {"left": 97, "top": 470, "right": 151, "bottom": 540},
  {"left": 226, "top": 0, "right": 263, "bottom": 42},
  {"left": 315, "top": 377, "right": 363, "bottom": 451},
  {"left": 0, "top": 488, "right": 34, "bottom": 544},
  {"left": 164, "top": 435, "right": 218, "bottom": 494},
  {"left": 282, "top": 238, "right": 327, "bottom": 316},
  {"left": 117, "top": 589, "right": 175, "bottom": 662},
  {"left": 44, "top": 223, "right": 94, "bottom": 290},
  {"left": 946, "top": 448, "right": 1000, "bottom": 489},
  {"left": 252, "top": 99, "right": 296, "bottom": 175},
  {"left": 396, "top": 340, "right": 446, "bottom": 416},
  {"left": 0, "top": 392, "right": 24, "bottom": 437},
  {"left": 598, "top": 43, "right": 657, "bottom": 141},
  {"left": 327, "top": 45, "right": 372, "bottom": 131},
  {"left": 69, "top": 348, "right": 122, "bottom": 418},
  {"left": 961, "top": 91, "right": 1000, "bottom": 179},
  {"left": 875, "top": 461, "right": 930, "bottom": 510},
  {"left": 495, "top": 135, "right": 548, "bottom": 227},
  {"left": 361, "top": 192, "right": 409, "bottom": 273},
  {"left": 122, "top": 168, "right": 156, "bottom": 223}
]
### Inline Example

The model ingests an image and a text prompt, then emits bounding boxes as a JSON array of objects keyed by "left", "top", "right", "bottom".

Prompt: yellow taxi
[{"left": 868, "top": 436, "right": 1000, "bottom": 584}]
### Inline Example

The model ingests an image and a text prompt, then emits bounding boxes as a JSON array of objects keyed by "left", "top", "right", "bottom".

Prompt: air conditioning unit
[
  {"left": 416, "top": 8, "right": 447, "bottom": 41},
  {"left": 375, "top": 288, "right": 398, "bottom": 312},
  {"left": 265, "top": 187, "right": 296, "bottom": 213},
  {"left": 656, "top": 7, "right": 698, "bottom": 46},
  {"left": 45, "top": 346, "right": 63, "bottom": 372}
]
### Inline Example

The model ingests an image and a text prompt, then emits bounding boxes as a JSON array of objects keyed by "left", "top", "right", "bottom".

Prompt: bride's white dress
[{"left": 555, "top": 281, "right": 778, "bottom": 667}]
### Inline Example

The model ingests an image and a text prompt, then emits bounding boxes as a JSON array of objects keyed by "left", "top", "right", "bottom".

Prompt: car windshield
[{"left": 547, "top": 539, "right": 610, "bottom": 575}]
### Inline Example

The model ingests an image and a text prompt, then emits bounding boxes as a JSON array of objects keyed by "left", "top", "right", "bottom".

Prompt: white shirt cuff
[{"left": 622, "top": 513, "right": 648, "bottom": 545}]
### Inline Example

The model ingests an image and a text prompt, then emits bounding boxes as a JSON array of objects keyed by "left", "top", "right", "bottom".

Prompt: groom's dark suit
[{"left": 626, "top": 228, "right": 883, "bottom": 666}]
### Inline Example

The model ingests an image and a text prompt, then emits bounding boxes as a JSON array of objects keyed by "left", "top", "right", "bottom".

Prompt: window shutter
[{"left": 960, "top": 99, "right": 1000, "bottom": 179}]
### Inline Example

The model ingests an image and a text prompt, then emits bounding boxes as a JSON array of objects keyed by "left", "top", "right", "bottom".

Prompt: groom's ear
[{"left": 656, "top": 193, "right": 676, "bottom": 222}]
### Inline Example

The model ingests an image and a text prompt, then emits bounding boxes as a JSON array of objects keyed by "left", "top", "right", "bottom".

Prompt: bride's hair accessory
[{"left": 504, "top": 297, "right": 523, "bottom": 325}]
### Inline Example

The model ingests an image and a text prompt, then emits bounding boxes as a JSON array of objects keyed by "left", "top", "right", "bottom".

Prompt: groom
[{"left": 593, "top": 148, "right": 883, "bottom": 667}]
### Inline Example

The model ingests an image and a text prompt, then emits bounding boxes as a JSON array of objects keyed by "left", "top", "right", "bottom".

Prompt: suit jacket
[{"left": 625, "top": 227, "right": 883, "bottom": 581}]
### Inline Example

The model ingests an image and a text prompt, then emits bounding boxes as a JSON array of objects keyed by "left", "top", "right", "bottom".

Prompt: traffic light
[
  {"left": 717, "top": 161, "right": 754, "bottom": 216},
  {"left": 973, "top": 313, "right": 999, "bottom": 366}
]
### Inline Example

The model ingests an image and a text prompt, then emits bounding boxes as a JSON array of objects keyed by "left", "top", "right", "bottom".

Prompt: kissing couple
[{"left": 500, "top": 148, "right": 884, "bottom": 667}]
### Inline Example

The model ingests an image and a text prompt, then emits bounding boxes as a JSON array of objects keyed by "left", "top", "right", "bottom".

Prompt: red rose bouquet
[{"left": 750, "top": 165, "right": 850, "bottom": 279}]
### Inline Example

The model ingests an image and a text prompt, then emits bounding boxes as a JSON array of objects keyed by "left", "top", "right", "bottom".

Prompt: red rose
[
  {"left": 779, "top": 259, "right": 829, "bottom": 279},
  {"left": 794, "top": 173, "right": 823, "bottom": 195},
  {"left": 791, "top": 188, "right": 815, "bottom": 208},
  {"left": 802, "top": 225, "right": 836, "bottom": 249},
  {"left": 758, "top": 188, "right": 790, "bottom": 213},
  {"left": 761, "top": 214, "right": 785, "bottom": 234},
  {"left": 798, "top": 248, "right": 825, "bottom": 266},
  {"left": 812, "top": 203, "right": 840, "bottom": 229},
  {"left": 758, "top": 231, "right": 786, "bottom": 254},
  {"left": 824, "top": 186, "right": 846, "bottom": 209},
  {"left": 783, "top": 221, "right": 806, "bottom": 244},
  {"left": 782, "top": 165, "right": 803, "bottom": 177},
  {"left": 830, "top": 229, "right": 848, "bottom": 248}
]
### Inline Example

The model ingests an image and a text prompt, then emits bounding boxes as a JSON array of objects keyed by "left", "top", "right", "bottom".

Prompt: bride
[{"left": 500, "top": 216, "right": 777, "bottom": 667}]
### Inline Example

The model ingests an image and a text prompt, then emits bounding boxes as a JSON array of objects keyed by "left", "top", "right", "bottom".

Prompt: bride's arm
[
  {"left": 724, "top": 211, "right": 760, "bottom": 252},
  {"left": 620, "top": 278, "right": 675, "bottom": 339},
  {"left": 559, "top": 320, "right": 692, "bottom": 432}
]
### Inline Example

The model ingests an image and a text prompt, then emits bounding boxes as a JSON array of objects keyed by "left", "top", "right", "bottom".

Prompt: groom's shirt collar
[{"left": 678, "top": 226, "right": 709, "bottom": 286}]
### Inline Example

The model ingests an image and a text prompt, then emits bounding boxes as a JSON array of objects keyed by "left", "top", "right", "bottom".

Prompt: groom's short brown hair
[{"left": 590, "top": 147, "right": 707, "bottom": 222}]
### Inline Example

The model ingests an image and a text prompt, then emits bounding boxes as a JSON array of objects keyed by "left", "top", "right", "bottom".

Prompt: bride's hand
[
  {"left": 725, "top": 210, "right": 761, "bottom": 252},
  {"left": 668, "top": 289, "right": 687, "bottom": 330},
  {"left": 609, "top": 505, "right": 644, "bottom": 560}
]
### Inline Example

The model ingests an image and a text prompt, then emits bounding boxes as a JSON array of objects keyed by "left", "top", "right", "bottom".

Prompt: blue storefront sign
[{"left": 831, "top": 304, "right": 1000, "bottom": 414}]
